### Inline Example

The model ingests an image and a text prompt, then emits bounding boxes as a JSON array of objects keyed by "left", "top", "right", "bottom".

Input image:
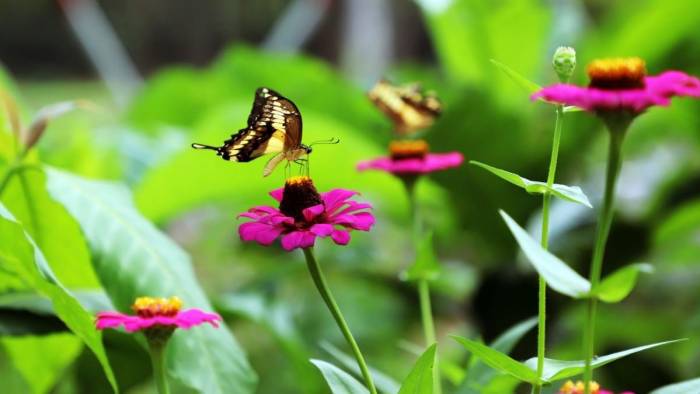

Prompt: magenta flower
[
  {"left": 357, "top": 139, "right": 463, "bottom": 176},
  {"left": 238, "top": 176, "right": 374, "bottom": 251},
  {"left": 532, "top": 57, "right": 700, "bottom": 114},
  {"left": 95, "top": 296, "right": 221, "bottom": 333}
]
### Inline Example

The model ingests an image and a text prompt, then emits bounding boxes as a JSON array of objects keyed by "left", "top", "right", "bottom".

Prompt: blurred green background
[{"left": 1, "top": 0, "right": 700, "bottom": 393}]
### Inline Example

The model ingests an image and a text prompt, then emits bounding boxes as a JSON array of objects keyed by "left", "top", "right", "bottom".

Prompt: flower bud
[{"left": 552, "top": 46, "right": 576, "bottom": 83}]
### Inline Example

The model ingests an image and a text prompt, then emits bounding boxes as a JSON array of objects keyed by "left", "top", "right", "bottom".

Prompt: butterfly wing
[
  {"left": 368, "top": 80, "right": 442, "bottom": 135},
  {"left": 192, "top": 87, "right": 302, "bottom": 162}
]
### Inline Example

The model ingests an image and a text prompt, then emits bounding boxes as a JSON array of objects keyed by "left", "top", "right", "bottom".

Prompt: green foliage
[
  {"left": 651, "top": 377, "right": 700, "bottom": 394},
  {"left": 398, "top": 344, "right": 437, "bottom": 394},
  {"left": 471, "top": 161, "right": 592, "bottom": 208},
  {"left": 43, "top": 167, "right": 257, "bottom": 394},
  {"left": 451, "top": 336, "right": 540, "bottom": 384},
  {"left": 592, "top": 263, "right": 654, "bottom": 303},
  {"left": 322, "top": 342, "right": 400, "bottom": 394},
  {"left": 311, "top": 359, "right": 369, "bottom": 394}
]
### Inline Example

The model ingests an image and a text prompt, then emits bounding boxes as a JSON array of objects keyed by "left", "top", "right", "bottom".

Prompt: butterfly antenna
[
  {"left": 191, "top": 143, "right": 220, "bottom": 151},
  {"left": 309, "top": 137, "right": 340, "bottom": 146}
]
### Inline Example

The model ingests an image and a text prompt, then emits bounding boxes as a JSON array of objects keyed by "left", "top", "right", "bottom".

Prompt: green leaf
[
  {"left": 0, "top": 203, "right": 118, "bottom": 392},
  {"left": 2, "top": 167, "right": 99, "bottom": 287},
  {"left": 310, "top": 359, "right": 369, "bottom": 394},
  {"left": 321, "top": 342, "right": 400, "bottom": 394},
  {"left": 592, "top": 263, "right": 654, "bottom": 303},
  {"left": 452, "top": 336, "right": 540, "bottom": 384},
  {"left": 523, "top": 339, "right": 685, "bottom": 382},
  {"left": 471, "top": 161, "right": 592, "bottom": 208},
  {"left": 44, "top": 167, "right": 257, "bottom": 394},
  {"left": 1, "top": 333, "right": 82, "bottom": 394},
  {"left": 401, "top": 232, "right": 441, "bottom": 282},
  {"left": 489, "top": 59, "right": 541, "bottom": 94},
  {"left": 500, "top": 210, "right": 591, "bottom": 298},
  {"left": 398, "top": 344, "right": 437, "bottom": 394},
  {"left": 650, "top": 377, "right": 700, "bottom": 394},
  {"left": 463, "top": 317, "right": 537, "bottom": 390}
]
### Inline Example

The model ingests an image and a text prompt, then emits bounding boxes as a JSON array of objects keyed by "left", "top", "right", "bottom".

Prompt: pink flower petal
[
  {"left": 302, "top": 204, "right": 325, "bottom": 221},
  {"left": 300, "top": 231, "right": 317, "bottom": 248},
  {"left": 331, "top": 229, "right": 351, "bottom": 245},
  {"left": 331, "top": 211, "right": 375, "bottom": 231},
  {"left": 322, "top": 189, "right": 359, "bottom": 213},
  {"left": 269, "top": 188, "right": 284, "bottom": 202},
  {"left": 357, "top": 152, "right": 463, "bottom": 175},
  {"left": 310, "top": 223, "right": 334, "bottom": 236},
  {"left": 175, "top": 309, "right": 222, "bottom": 329},
  {"left": 281, "top": 231, "right": 305, "bottom": 251}
]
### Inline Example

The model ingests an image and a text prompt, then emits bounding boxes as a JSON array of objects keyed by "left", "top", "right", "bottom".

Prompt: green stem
[
  {"left": 405, "top": 179, "right": 442, "bottom": 394},
  {"left": 532, "top": 104, "right": 564, "bottom": 394},
  {"left": 302, "top": 247, "right": 377, "bottom": 394},
  {"left": 583, "top": 128, "right": 626, "bottom": 394},
  {"left": 148, "top": 342, "right": 171, "bottom": 394}
]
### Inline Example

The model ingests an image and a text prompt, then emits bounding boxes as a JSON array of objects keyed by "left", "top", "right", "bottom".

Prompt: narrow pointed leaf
[
  {"left": 523, "top": 339, "right": 685, "bottom": 382},
  {"left": 311, "top": 359, "right": 369, "bottom": 394},
  {"left": 593, "top": 263, "right": 654, "bottom": 303},
  {"left": 401, "top": 232, "right": 441, "bottom": 282},
  {"left": 650, "top": 377, "right": 700, "bottom": 394},
  {"left": 44, "top": 167, "right": 256, "bottom": 394},
  {"left": 398, "top": 344, "right": 437, "bottom": 394},
  {"left": 500, "top": 210, "right": 590, "bottom": 298},
  {"left": 471, "top": 161, "right": 592, "bottom": 208},
  {"left": 489, "top": 59, "right": 541, "bottom": 94},
  {"left": 452, "top": 336, "right": 540, "bottom": 384},
  {"left": 322, "top": 342, "right": 400, "bottom": 394}
]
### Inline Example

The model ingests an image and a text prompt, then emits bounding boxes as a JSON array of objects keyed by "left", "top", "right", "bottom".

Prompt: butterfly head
[{"left": 302, "top": 144, "right": 312, "bottom": 155}]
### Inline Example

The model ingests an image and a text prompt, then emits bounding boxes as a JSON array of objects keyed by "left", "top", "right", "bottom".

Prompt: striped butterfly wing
[
  {"left": 368, "top": 80, "right": 442, "bottom": 135},
  {"left": 191, "top": 87, "right": 302, "bottom": 162}
]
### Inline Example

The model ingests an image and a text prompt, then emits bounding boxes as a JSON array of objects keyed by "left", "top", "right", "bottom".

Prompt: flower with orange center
[
  {"left": 557, "top": 380, "right": 634, "bottom": 394},
  {"left": 532, "top": 57, "right": 700, "bottom": 116},
  {"left": 358, "top": 139, "right": 463, "bottom": 175}
]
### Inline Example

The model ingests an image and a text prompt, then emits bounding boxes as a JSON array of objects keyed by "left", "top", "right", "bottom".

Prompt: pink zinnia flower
[
  {"left": 95, "top": 296, "right": 221, "bottom": 333},
  {"left": 238, "top": 176, "right": 374, "bottom": 251},
  {"left": 357, "top": 139, "right": 463, "bottom": 175},
  {"left": 532, "top": 57, "right": 700, "bottom": 115},
  {"left": 557, "top": 380, "right": 634, "bottom": 394}
]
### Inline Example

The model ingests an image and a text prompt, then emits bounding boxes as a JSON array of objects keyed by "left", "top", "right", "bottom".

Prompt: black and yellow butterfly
[
  {"left": 368, "top": 80, "right": 442, "bottom": 136},
  {"left": 191, "top": 87, "right": 311, "bottom": 177}
]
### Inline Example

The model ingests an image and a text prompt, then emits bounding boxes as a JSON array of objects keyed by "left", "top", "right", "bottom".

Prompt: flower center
[
  {"left": 587, "top": 57, "right": 646, "bottom": 89},
  {"left": 389, "top": 139, "right": 430, "bottom": 160},
  {"left": 132, "top": 296, "right": 182, "bottom": 318},
  {"left": 279, "top": 176, "right": 323, "bottom": 222},
  {"left": 558, "top": 380, "right": 601, "bottom": 394}
]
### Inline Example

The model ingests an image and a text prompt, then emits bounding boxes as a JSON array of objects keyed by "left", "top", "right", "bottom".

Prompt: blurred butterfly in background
[
  {"left": 368, "top": 79, "right": 442, "bottom": 136},
  {"left": 191, "top": 87, "right": 311, "bottom": 177}
]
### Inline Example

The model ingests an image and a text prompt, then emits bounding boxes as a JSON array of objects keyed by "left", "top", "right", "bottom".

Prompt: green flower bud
[{"left": 552, "top": 46, "right": 576, "bottom": 83}]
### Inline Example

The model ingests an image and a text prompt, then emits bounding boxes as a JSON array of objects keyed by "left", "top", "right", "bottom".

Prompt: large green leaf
[
  {"left": 592, "top": 263, "right": 653, "bottom": 303},
  {"left": 471, "top": 161, "right": 592, "bottom": 208},
  {"left": 322, "top": 342, "right": 400, "bottom": 394},
  {"left": 0, "top": 203, "right": 118, "bottom": 392},
  {"left": 451, "top": 336, "right": 540, "bottom": 384},
  {"left": 500, "top": 210, "right": 591, "bottom": 298},
  {"left": 398, "top": 344, "right": 437, "bottom": 394},
  {"left": 489, "top": 59, "right": 541, "bottom": 94},
  {"left": 1, "top": 167, "right": 99, "bottom": 287},
  {"left": 523, "top": 339, "right": 685, "bottom": 382},
  {"left": 43, "top": 167, "right": 257, "bottom": 394},
  {"left": 1, "top": 333, "right": 82, "bottom": 394},
  {"left": 650, "top": 377, "right": 700, "bottom": 394},
  {"left": 311, "top": 359, "right": 370, "bottom": 394}
]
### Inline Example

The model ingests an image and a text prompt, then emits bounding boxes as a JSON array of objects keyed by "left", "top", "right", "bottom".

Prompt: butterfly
[
  {"left": 191, "top": 87, "right": 311, "bottom": 177},
  {"left": 368, "top": 79, "right": 442, "bottom": 136}
]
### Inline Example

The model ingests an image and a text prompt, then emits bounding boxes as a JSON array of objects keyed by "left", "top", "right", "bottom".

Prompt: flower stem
[
  {"left": 405, "top": 179, "right": 442, "bottom": 394},
  {"left": 582, "top": 127, "right": 626, "bottom": 394},
  {"left": 302, "top": 247, "right": 377, "bottom": 394},
  {"left": 148, "top": 341, "right": 171, "bottom": 394},
  {"left": 533, "top": 104, "right": 564, "bottom": 394}
]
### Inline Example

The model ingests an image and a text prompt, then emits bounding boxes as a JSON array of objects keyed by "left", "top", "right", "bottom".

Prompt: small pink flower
[
  {"left": 557, "top": 380, "right": 634, "bottom": 394},
  {"left": 238, "top": 176, "right": 374, "bottom": 251},
  {"left": 95, "top": 296, "right": 221, "bottom": 333},
  {"left": 532, "top": 57, "right": 700, "bottom": 114},
  {"left": 357, "top": 139, "right": 463, "bottom": 175}
]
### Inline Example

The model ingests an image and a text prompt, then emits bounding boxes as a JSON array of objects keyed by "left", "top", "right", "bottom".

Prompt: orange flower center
[
  {"left": 389, "top": 139, "right": 430, "bottom": 159},
  {"left": 279, "top": 176, "right": 323, "bottom": 222},
  {"left": 587, "top": 57, "right": 646, "bottom": 89},
  {"left": 558, "top": 380, "right": 601, "bottom": 394},
  {"left": 132, "top": 296, "right": 182, "bottom": 318}
]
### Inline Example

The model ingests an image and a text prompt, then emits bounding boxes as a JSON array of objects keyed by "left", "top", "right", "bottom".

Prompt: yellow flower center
[
  {"left": 587, "top": 57, "right": 646, "bottom": 89},
  {"left": 389, "top": 139, "right": 430, "bottom": 159},
  {"left": 559, "top": 380, "right": 601, "bottom": 394},
  {"left": 286, "top": 175, "right": 312, "bottom": 186},
  {"left": 131, "top": 296, "right": 182, "bottom": 318}
]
